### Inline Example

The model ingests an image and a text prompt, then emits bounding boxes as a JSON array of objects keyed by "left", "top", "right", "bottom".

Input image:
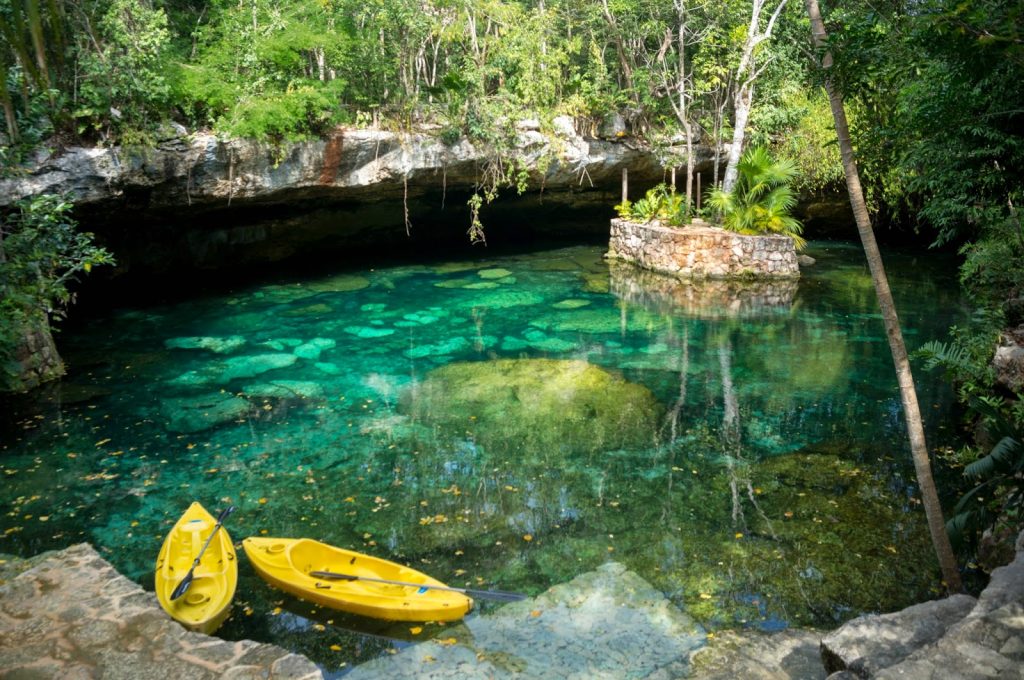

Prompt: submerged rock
[
  {"left": 346, "top": 562, "right": 704, "bottom": 680},
  {"left": 169, "top": 353, "right": 298, "bottom": 387},
  {"left": 294, "top": 338, "right": 336, "bottom": 360},
  {"left": 164, "top": 335, "right": 247, "bottom": 354},
  {"left": 161, "top": 393, "right": 250, "bottom": 433},
  {"left": 403, "top": 336, "right": 471, "bottom": 359},
  {"left": 688, "top": 629, "right": 827, "bottom": 680},
  {"left": 304, "top": 273, "right": 371, "bottom": 293},
  {"left": 242, "top": 381, "right": 327, "bottom": 400},
  {"left": 478, "top": 268, "right": 513, "bottom": 279},
  {"left": 344, "top": 326, "right": 396, "bottom": 339},
  {"left": 399, "top": 358, "right": 662, "bottom": 457},
  {"left": 551, "top": 299, "right": 591, "bottom": 309}
]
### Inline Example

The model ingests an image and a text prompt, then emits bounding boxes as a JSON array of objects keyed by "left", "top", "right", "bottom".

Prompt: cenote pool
[{"left": 0, "top": 240, "right": 968, "bottom": 674}]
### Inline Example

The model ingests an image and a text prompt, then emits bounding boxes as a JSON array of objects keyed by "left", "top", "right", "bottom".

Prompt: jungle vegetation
[{"left": 1, "top": 0, "right": 1022, "bottom": 562}]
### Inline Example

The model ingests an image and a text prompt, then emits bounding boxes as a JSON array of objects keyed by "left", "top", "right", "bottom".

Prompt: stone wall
[{"left": 607, "top": 218, "right": 800, "bottom": 279}]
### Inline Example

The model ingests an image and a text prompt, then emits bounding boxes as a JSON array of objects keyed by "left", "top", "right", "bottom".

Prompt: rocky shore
[{"left": 2, "top": 533, "right": 1021, "bottom": 679}]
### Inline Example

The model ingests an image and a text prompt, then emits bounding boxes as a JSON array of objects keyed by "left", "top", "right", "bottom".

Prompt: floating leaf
[{"left": 410, "top": 626, "right": 423, "bottom": 635}]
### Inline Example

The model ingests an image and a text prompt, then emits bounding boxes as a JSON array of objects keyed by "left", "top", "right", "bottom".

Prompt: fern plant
[
  {"left": 946, "top": 396, "right": 1024, "bottom": 554},
  {"left": 614, "top": 183, "right": 688, "bottom": 225}
]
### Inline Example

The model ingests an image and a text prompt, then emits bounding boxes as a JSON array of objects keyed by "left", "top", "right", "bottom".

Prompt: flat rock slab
[
  {"left": 821, "top": 594, "right": 977, "bottom": 676},
  {"left": 0, "top": 543, "right": 321, "bottom": 680},
  {"left": 687, "top": 628, "right": 827, "bottom": 680},
  {"left": 823, "top": 530, "right": 1024, "bottom": 680},
  {"left": 345, "top": 562, "right": 706, "bottom": 679}
]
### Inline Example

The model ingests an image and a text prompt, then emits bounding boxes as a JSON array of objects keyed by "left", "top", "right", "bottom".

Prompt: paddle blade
[
  {"left": 170, "top": 570, "right": 194, "bottom": 600},
  {"left": 467, "top": 588, "right": 527, "bottom": 603}
]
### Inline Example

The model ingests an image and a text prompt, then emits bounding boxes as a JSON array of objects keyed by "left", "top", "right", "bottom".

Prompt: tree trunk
[
  {"left": 804, "top": 0, "right": 962, "bottom": 593},
  {"left": 722, "top": 83, "right": 753, "bottom": 192},
  {"left": 721, "top": 0, "right": 788, "bottom": 193}
]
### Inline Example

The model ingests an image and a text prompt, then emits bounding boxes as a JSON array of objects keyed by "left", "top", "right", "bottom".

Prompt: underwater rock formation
[{"left": 398, "top": 358, "right": 663, "bottom": 457}]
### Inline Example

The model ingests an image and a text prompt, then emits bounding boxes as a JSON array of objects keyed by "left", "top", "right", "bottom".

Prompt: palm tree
[
  {"left": 804, "top": 0, "right": 962, "bottom": 593},
  {"left": 706, "top": 146, "right": 807, "bottom": 249}
]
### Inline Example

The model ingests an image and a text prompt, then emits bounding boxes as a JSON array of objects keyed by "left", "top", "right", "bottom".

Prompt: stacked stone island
[{"left": 607, "top": 217, "right": 800, "bottom": 279}]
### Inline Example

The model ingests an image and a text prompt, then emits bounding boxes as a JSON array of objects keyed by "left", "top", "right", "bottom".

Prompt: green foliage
[
  {"left": 0, "top": 194, "right": 113, "bottom": 380},
  {"left": 615, "top": 183, "right": 687, "bottom": 225},
  {"left": 705, "top": 147, "right": 805, "bottom": 248},
  {"left": 945, "top": 396, "right": 1024, "bottom": 555},
  {"left": 73, "top": 0, "right": 173, "bottom": 142},
  {"left": 751, "top": 87, "right": 844, "bottom": 194}
]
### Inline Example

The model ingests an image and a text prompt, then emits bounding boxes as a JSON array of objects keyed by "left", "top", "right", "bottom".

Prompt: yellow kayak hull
[
  {"left": 155, "top": 502, "right": 237, "bottom": 634},
  {"left": 242, "top": 537, "right": 473, "bottom": 622}
]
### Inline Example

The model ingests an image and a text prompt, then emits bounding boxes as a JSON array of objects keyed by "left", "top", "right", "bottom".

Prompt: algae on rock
[{"left": 399, "top": 358, "right": 663, "bottom": 457}]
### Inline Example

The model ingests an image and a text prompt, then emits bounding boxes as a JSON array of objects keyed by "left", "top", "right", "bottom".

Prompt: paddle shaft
[
  {"left": 309, "top": 570, "right": 526, "bottom": 602},
  {"left": 171, "top": 505, "right": 235, "bottom": 600}
]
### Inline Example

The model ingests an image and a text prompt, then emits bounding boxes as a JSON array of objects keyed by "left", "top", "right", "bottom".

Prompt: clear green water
[{"left": 0, "top": 241, "right": 966, "bottom": 674}]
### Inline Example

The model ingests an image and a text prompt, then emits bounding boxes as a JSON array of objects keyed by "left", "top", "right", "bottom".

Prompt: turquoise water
[{"left": 0, "top": 241, "right": 966, "bottom": 673}]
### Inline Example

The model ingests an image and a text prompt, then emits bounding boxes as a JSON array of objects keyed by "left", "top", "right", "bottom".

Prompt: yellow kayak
[
  {"left": 242, "top": 537, "right": 473, "bottom": 621},
  {"left": 155, "top": 502, "right": 237, "bottom": 634}
]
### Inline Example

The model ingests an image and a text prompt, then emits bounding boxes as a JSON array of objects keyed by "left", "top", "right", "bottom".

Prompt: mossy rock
[
  {"left": 478, "top": 268, "right": 513, "bottom": 279},
  {"left": 242, "top": 381, "right": 327, "bottom": 400},
  {"left": 399, "top": 358, "right": 663, "bottom": 457},
  {"left": 552, "top": 299, "right": 592, "bottom": 310},
  {"left": 161, "top": 393, "right": 250, "bottom": 433},
  {"left": 455, "top": 289, "right": 546, "bottom": 310},
  {"left": 169, "top": 353, "right": 298, "bottom": 387},
  {"left": 303, "top": 274, "right": 371, "bottom": 293},
  {"left": 281, "top": 303, "right": 332, "bottom": 317},
  {"left": 530, "top": 309, "right": 666, "bottom": 335},
  {"left": 164, "top": 335, "right": 247, "bottom": 354}
]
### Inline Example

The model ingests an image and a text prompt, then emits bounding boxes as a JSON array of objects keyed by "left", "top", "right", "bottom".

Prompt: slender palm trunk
[{"left": 804, "top": 0, "right": 962, "bottom": 592}]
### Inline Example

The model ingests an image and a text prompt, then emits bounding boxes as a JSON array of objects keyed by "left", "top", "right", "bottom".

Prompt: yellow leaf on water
[
  {"left": 258, "top": 498, "right": 268, "bottom": 504},
  {"left": 344, "top": 496, "right": 356, "bottom": 503},
  {"left": 271, "top": 607, "right": 282, "bottom": 615},
  {"left": 423, "top": 655, "right": 436, "bottom": 663},
  {"left": 523, "top": 534, "right": 533, "bottom": 542},
  {"left": 530, "top": 610, "right": 542, "bottom": 618},
  {"left": 885, "top": 545, "right": 897, "bottom": 553},
  {"left": 330, "top": 645, "right": 342, "bottom": 651},
  {"left": 437, "top": 638, "right": 457, "bottom": 646},
  {"left": 95, "top": 439, "right": 111, "bottom": 447},
  {"left": 312, "top": 624, "right": 325, "bottom": 631},
  {"left": 410, "top": 626, "right": 423, "bottom": 635},
  {"left": 734, "top": 533, "right": 744, "bottom": 539},
  {"left": 699, "top": 593, "right": 712, "bottom": 600}
]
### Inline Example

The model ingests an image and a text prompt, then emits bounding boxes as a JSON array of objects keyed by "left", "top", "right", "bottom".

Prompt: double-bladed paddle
[
  {"left": 309, "top": 570, "right": 526, "bottom": 603},
  {"left": 170, "top": 505, "right": 236, "bottom": 601}
]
